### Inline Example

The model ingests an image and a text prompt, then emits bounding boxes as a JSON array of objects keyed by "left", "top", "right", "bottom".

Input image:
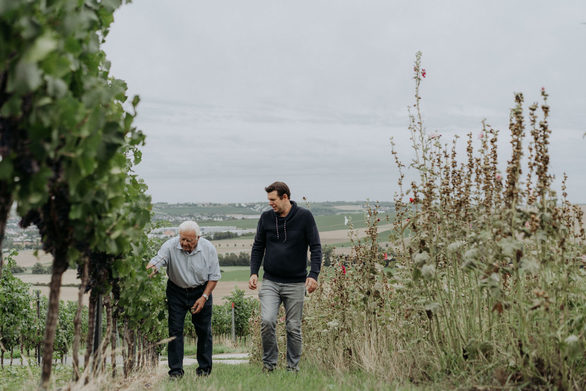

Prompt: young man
[
  {"left": 248, "top": 181, "right": 322, "bottom": 372},
  {"left": 147, "top": 221, "right": 221, "bottom": 379}
]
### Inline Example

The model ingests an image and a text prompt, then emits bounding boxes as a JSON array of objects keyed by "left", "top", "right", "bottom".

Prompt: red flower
[
  {"left": 409, "top": 197, "right": 415, "bottom": 203},
  {"left": 341, "top": 265, "right": 346, "bottom": 275},
  {"left": 421, "top": 69, "right": 426, "bottom": 78}
]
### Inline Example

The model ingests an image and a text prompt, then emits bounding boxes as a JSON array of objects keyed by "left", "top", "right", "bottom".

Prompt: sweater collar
[{"left": 275, "top": 200, "right": 297, "bottom": 219}]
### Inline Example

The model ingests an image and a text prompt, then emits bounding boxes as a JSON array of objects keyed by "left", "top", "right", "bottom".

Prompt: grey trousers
[{"left": 259, "top": 279, "right": 305, "bottom": 370}]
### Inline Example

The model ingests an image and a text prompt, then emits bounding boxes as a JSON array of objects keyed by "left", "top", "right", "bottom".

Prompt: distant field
[
  {"left": 29, "top": 281, "right": 257, "bottom": 306},
  {"left": 220, "top": 266, "right": 263, "bottom": 282},
  {"left": 212, "top": 223, "right": 394, "bottom": 256},
  {"left": 198, "top": 212, "right": 391, "bottom": 233},
  {"left": 215, "top": 239, "right": 254, "bottom": 254},
  {"left": 14, "top": 266, "right": 259, "bottom": 305},
  {"left": 198, "top": 219, "right": 259, "bottom": 229},
  {"left": 12, "top": 249, "right": 52, "bottom": 267},
  {"left": 153, "top": 201, "right": 395, "bottom": 218},
  {"left": 16, "top": 269, "right": 79, "bottom": 285},
  {"left": 31, "top": 286, "right": 89, "bottom": 306},
  {"left": 213, "top": 280, "right": 256, "bottom": 304},
  {"left": 153, "top": 203, "right": 261, "bottom": 216}
]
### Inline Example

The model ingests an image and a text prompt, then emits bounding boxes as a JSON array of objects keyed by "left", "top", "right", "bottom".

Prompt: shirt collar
[{"left": 175, "top": 239, "right": 202, "bottom": 255}]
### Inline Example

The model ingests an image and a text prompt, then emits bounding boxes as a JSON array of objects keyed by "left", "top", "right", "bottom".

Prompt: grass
[
  {"left": 0, "top": 361, "right": 429, "bottom": 391},
  {"left": 316, "top": 213, "right": 389, "bottom": 231},
  {"left": 220, "top": 266, "right": 263, "bottom": 281},
  {"left": 151, "top": 363, "right": 423, "bottom": 391},
  {"left": 0, "top": 364, "right": 70, "bottom": 391},
  {"left": 179, "top": 336, "right": 249, "bottom": 356}
]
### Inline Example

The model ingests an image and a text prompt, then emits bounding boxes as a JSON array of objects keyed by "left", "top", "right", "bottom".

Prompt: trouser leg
[
  {"left": 282, "top": 283, "right": 305, "bottom": 370},
  {"left": 259, "top": 280, "right": 281, "bottom": 369},
  {"left": 192, "top": 294, "right": 213, "bottom": 374},
  {"left": 167, "top": 285, "right": 188, "bottom": 376}
]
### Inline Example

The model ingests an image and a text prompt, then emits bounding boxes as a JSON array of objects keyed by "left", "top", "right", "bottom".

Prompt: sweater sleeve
[
  {"left": 250, "top": 216, "right": 266, "bottom": 276},
  {"left": 306, "top": 212, "right": 322, "bottom": 280}
]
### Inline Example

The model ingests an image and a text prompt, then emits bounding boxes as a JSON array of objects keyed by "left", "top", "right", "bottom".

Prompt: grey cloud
[{"left": 104, "top": 0, "right": 586, "bottom": 202}]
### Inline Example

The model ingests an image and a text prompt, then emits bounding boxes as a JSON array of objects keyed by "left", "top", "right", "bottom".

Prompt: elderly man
[
  {"left": 249, "top": 181, "right": 322, "bottom": 372},
  {"left": 147, "top": 221, "right": 221, "bottom": 379}
]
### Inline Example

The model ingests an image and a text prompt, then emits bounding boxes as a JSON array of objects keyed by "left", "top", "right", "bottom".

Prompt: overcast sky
[{"left": 103, "top": 0, "right": 586, "bottom": 203}]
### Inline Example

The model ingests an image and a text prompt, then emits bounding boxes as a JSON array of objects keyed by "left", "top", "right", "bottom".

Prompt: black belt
[{"left": 169, "top": 280, "right": 206, "bottom": 292}]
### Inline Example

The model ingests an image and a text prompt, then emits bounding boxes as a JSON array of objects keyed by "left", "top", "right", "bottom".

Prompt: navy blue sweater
[{"left": 250, "top": 201, "right": 322, "bottom": 283}]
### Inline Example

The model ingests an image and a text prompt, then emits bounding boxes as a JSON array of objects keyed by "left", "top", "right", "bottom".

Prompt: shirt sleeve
[
  {"left": 148, "top": 240, "right": 171, "bottom": 271},
  {"left": 207, "top": 245, "right": 222, "bottom": 281}
]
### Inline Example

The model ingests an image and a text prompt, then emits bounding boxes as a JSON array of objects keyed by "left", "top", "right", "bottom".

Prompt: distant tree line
[
  {"left": 208, "top": 231, "right": 241, "bottom": 240},
  {"left": 9, "top": 264, "right": 25, "bottom": 274},
  {"left": 218, "top": 252, "right": 249, "bottom": 266},
  {"left": 4, "top": 261, "right": 51, "bottom": 274},
  {"left": 32, "top": 263, "right": 52, "bottom": 274}
]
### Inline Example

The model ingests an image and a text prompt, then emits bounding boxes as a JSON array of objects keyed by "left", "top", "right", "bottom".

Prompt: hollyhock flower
[
  {"left": 478, "top": 132, "right": 484, "bottom": 139},
  {"left": 421, "top": 69, "right": 426, "bottom": 78},
  {"left": 341, "top": 265, "right": 346, "bottom": 275},
  {"left": 525, "top": 221, "right": 531, "bottom": 229},
  {"left": 409, "top": 197, "right": 415, "bottom": 203},
  {"left": 495, "top": 174, "right": 502, "bottom": 181}
]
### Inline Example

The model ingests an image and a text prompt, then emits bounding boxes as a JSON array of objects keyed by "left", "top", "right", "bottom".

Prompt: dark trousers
[{"left": 166, "top": 280, "right": 213, "bottom": 376}]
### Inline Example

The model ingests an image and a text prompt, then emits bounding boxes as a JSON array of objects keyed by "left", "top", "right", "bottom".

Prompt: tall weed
[{"left": 301, "top": 52, "right": 586, "bottom": 390}]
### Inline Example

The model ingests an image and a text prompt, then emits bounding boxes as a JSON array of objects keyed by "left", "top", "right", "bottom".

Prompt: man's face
[
  {"left": 179, "top": 230, "right": 198, "bottom": 252},
  {"left": 267, "top": 190, "right": 288, "bottom": 214}
]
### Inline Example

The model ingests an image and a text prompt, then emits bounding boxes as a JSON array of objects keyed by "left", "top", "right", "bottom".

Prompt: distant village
[
  {"left": 3, "top": 213, "right": 42, "bottom": 250},
  {"left": 3, "top": 202, "right": 266, "bottom": 250}
]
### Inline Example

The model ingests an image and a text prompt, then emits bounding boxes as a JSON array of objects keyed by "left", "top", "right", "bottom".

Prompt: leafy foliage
[
  {"left": 31, "top": 262, "right": 50, "bottom": 274},
  {"left": 0, "top": 257, "right": 35, "bottom": 358},
  {"left": 0, "top": 0, "right": 159, "bottom": 385},
  {"left": 213, "top": 288, "right": 258, "bottom": 337}
]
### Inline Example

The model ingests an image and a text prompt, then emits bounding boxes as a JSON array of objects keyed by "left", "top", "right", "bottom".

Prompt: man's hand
[
  {"left": 190, "top": 297, "right": 206, "bottom": 314},
  {"left": 248, "top": 274, "right": 258, "bottom": 290},
  {"left": 305, "top": 277, "right": 318, "bottom": 294},
  {"left": 146, "top": 264, "right": 157, "bottom": 278}
]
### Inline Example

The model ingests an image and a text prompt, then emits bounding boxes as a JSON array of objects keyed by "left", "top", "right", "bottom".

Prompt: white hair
[{"left": 178, "top": 221, "right": 201, "bottom": 236}]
